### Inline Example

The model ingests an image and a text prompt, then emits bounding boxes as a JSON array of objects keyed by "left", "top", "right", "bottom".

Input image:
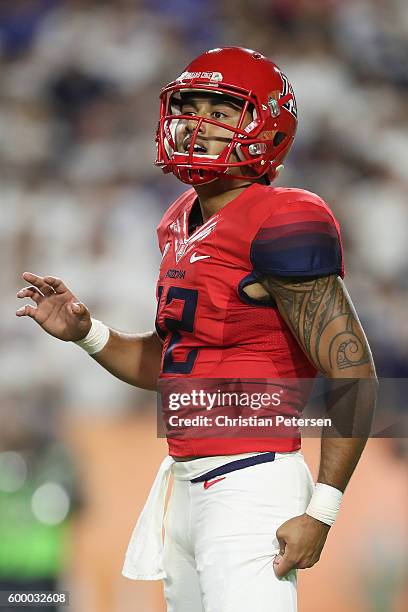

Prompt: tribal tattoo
[{"left": 263, "top": 274, "right": 371, "bottom": 375}]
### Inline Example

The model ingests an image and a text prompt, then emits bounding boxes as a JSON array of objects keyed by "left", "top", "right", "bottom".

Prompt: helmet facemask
[{"left": 156, "top": 83, "right": 285, "bottom": 185}]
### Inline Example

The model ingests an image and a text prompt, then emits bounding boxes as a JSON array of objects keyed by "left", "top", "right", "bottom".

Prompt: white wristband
[
  {"left": 306, "top": 482, "right": 343, "bottom": 526},
  {"left": 74, "top": 318, "right": 110, "bottom": 355}
]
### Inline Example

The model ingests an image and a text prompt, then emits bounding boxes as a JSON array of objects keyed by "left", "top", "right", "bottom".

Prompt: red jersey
[{"left": 155, "top": 183, "right": 344, "bottom": 457}]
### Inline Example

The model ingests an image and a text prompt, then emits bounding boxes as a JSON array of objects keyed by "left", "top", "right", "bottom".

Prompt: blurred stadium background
[{"left": 1, "top": 1, "right": 407, "bottom": 610}]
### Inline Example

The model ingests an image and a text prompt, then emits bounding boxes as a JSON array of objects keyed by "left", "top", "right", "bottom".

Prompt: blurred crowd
[
  {"left": 0, "top": 2, "right": 407, "bottom": 610},
  {"left": 1, "top": 0, "right": 408, "bottom": 414}
]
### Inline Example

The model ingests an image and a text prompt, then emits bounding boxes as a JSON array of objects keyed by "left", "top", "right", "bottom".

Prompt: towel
[{"left": 122, "top": 455, "right": 175, "bottom": 580}]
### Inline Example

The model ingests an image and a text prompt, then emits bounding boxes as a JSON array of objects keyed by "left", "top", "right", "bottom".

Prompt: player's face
[{"left": 173, "top": 94, "right": 252, "bottom": 161}]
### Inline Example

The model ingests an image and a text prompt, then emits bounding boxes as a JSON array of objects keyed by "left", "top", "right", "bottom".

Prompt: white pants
[{"left": 163, "top": 451, "right": 314, "bottom": 612}]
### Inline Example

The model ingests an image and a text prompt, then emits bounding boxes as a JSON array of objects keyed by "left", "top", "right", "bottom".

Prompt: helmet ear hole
[{"left": 273, "top": 132, "right": 286, "bottom": 146}]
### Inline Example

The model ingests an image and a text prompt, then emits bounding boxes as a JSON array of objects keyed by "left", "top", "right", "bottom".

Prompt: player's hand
[
  {"left": 16, "top": 272, "right": 91, "bottom": 342},
  {"left": 273, "top": 513, "right": 330, "bottom": 578}
]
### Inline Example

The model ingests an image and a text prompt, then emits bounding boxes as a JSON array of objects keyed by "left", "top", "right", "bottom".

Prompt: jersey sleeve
[{"left": 250, "top": 199, "right": 344, "bottom": 278}]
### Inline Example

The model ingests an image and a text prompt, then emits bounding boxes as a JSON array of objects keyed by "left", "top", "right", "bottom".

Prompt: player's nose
[{"left": 187, "top": 116, "right": 207, "bottom": 135}]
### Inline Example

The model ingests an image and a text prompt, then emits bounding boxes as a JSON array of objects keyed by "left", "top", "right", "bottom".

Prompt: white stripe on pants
[{"left": 163, "top": 451, "right": 314, "bottom": 612}]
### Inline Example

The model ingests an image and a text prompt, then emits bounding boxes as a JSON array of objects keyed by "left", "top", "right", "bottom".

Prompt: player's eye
[
  {"left": 212, "top": 111, "right": 227, "bottom": 120},
  {"left": 181, "top": 108, "right": 196, "bottom": 116}
]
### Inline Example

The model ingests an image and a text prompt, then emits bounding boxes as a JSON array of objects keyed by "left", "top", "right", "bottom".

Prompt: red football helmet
[{"left": 155, "top": 47, "right": 297, "bottom": 186}]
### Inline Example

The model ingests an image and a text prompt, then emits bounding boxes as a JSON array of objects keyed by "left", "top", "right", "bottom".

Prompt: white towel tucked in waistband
[
  {"left": 121, "top": 454, "right": 247, "bottom": 581},
  {"left": 122, "top": 455, "right": 175, "bottom": 580},
  {"left": 122, "top": 451, "right": 293, "bottom": 581}
]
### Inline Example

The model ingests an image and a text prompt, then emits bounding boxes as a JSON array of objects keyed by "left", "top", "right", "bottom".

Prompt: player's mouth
[{"left": 183, "top": 137, "right": 208, "bottom": 154}]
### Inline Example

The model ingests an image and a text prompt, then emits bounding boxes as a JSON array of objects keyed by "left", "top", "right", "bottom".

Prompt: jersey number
[{"left": 156, "top": 286, "right": 199, "bottom": 374}]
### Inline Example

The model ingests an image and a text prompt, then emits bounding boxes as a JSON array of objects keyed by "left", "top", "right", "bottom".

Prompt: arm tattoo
[{"left": 265, "top": 275, "right": 370, "bottom": 374}]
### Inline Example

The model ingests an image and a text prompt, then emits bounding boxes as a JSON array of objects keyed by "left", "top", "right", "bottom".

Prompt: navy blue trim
[
  {"left": 251, "top": 245, "right": 341, "bottom": 277},
  {"left": 250, "top": 230, "right": 342, "bottom": 279},
  {"left": 190, "top": 452, "right": 276, "bottom": 483},
  {"left": 155, "top": 285, "right": 166, "bottom": 341},
  {"left": 237, "top": 271, "right": 277, "bottom": 307}
]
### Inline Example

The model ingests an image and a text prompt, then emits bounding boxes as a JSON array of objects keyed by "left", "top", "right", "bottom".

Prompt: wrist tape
[
  {"left": 74, "top": 318, "right": 110, "bottom": 355},
  {"left": 306, "top": 482, "right": 343, "bottom": 526}
]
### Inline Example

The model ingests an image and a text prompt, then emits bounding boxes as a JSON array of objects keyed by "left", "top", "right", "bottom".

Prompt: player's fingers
[
  {"left": 276, "top": 530, "right": 287, "bottom": 555},
  {"left": 40, "top": 284, "right": 56, "bottom": 297},
  {"left": 272, "top": 546, "right": 285, "bottom": 568},
  {"left": 42, "top": 276, "right": 68, "bottom": 295},
  {"left": 273, "top": 550, "right": 297, "bottom": 578},
  {"left": 16, "top": 286, "right": 44, "bottom": 305},
  {"left": 21, "top": 273, "right": 56, "bottom": 296},
  {"left": 16, "top": 304, "right": 38, "bottom": 319},
  {"left": 22, "top": 272, "right": 45, "bottom": 289}
]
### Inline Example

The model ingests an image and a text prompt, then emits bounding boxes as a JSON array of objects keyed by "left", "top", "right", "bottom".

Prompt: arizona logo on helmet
[
  {"left": 155, "top": 47, "right": 298, "bottom": 186},
  {"left": 279, "top": 73, "right": 297, "bottom": 119}
]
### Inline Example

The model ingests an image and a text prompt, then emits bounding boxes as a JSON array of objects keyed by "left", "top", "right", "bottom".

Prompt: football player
[{"left": 17, "top": 48, "right": 377, "bottom": 612}]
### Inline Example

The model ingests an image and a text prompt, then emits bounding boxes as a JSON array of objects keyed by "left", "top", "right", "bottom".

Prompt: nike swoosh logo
[
  {"left": 203, "top": 477, "right": 226, "bottom": 489},
  {"left": 190, "top": 252, "right": 211, "bottom": 264}
]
